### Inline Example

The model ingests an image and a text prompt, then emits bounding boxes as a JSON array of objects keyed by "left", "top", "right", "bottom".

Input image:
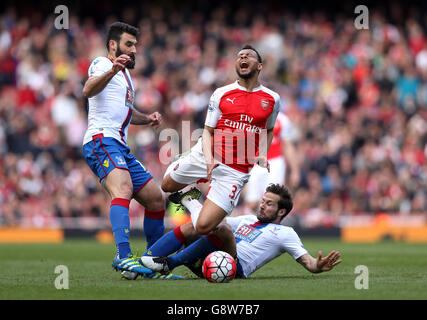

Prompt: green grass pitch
[{"left": 0, "top": 238, "right": 426, "bottom": 300}]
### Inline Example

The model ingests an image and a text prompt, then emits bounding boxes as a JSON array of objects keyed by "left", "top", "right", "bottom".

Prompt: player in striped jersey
[{"left": 82, "top": 22, "right": 173, "bottom": 277}]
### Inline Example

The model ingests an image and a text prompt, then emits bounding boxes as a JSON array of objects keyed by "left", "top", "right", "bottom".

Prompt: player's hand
[
  {"left": 255, "top": 156, "right": 270, "bottom": 173},
  {"left": 148, "top": 112, "right": 162, "bottom": 127},
  {"left": 112, "top": 54, "right": 131, "bottom": 74},
  {"left": 316, "top": 250, "right": 342, "bottom": 272},
  {"left": 206, "top": 161, "right": 220, "bottom": 181}
]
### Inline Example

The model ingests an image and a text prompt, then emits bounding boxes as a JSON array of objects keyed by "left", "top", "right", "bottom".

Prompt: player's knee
[
  {"left": 195, "top": 220, "right": 212, "bottom": 236},
  {"left": 213, "top": 224, "right": 233, "bottom": 240},
  {"left": 161, "top": 177, "right": 173, "bottom": 193},
  {"left": 111, "top": 181, "right": 133, "bottom": 199},
  {"left": 216, "top": 223, "right": 232, "bottom": 236},
  {"left": 152, "top": 192, "right": 165, "bottom": 209}
]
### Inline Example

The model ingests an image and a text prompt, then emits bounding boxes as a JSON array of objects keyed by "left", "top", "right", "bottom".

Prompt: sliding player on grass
[{"left": 142, "top": 184, "right": 342, "bottom": 278}]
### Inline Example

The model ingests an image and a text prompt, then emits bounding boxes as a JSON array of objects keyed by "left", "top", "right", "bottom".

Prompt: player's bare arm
[
  {"left": 82, "top": 54, "right": 131, "bottom": 98},
  {"left": 202, "top": 125, "right": 219, "bottom": 180},
  {"left": 255, "top": 127, "right": 274, "bottom": 172},
  {"left": 296, "top": 250, "right": 342, "bottom": 273},
  {"left": 282, "top": 139, "right": 301, "bottom": 187},
  {"left": 131, "top": 109, "right": 162, "bottom": 127}
]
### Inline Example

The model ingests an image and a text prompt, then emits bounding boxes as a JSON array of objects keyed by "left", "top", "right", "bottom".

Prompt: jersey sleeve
[
  {"left": 265, "top": 95, "right": 281, "bottom": 130},
  {"left": 88, "top": 57, "right": 112, "bottom": 77},
  {"left": 281, "top": 228, "right": 308, "bottom": 260},
  {"left": 204, "top": 89, "right": 222, "bottom": 128}
]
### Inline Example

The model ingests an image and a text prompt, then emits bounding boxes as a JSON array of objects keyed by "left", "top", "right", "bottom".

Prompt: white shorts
[
  {"left": 244, "top": 156, "right": 286, "bottom": 203},
  {"left": 165, "top": 139, "right": 250, "bottom": 215}
]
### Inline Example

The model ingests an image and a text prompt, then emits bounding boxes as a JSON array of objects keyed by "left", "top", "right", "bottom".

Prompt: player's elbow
[{"left": 82, "top": 87, "right": 93, "bottom": 99}]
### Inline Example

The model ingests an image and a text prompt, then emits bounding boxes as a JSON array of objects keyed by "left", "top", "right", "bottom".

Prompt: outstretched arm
[
  {"left": 82, "top": 54, "right": 131, "bottom": 98},
  {"left": 282, "top": 138, "right": 301, "bottom": 187},
  {"left": 296, "top": 250, "right": 342, "bottom": 273},
  {"left": 130, "top": 109, "right": 162, "bottom": 127}
]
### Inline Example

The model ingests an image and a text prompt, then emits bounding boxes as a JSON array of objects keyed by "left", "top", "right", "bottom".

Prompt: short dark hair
[
  {"left": 265, "top": 183, "right": 293, "bottom": 218},
  {"left": 106, "top": 22, "right": 139, "bottom": 50},
  {"left": 241, "top": 44, "right": 262, "bottom": 63}
]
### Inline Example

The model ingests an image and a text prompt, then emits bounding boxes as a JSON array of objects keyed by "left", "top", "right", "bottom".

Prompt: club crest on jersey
[
  {"left": 125, "top": 87, "right": 135, "bottom": 108},
  {"left": 115, "top": 156, "right": 126, "bottom": 166},
  {"left": 103, "top": 159, "right": 109, "bottom": 167},
  {"left": 260, "top": 99, "right": 269, "bottom": 110}
]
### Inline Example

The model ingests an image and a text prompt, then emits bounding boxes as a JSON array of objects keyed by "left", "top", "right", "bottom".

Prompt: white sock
[{"left": 181, "top": 196, "right": 203, "bottom": 230}]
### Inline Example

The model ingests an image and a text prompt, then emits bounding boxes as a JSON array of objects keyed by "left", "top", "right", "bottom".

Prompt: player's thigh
[
  {"left": 208, "top": 164, "right": 249, "bottom": 216},
  {"left": 133, "top": 178, "right": 164, "bottom": 211},
  {"left": 161, "top": 173, "right": 189, "bottom": 193},
  {"left": 161, "top": 147, "right": 207, "bottom": 192},
  {"left": 211, "top": 223, "right": 236, "bottom": 257},
  {"left": 196, "top": 198, "right": 228, "bottom": 235},
  {"left": 104, "top": 168, "right": 133, "bottom": 199},
  {"left": 82, "top": 137, "right": 133, "bottom": 199}
]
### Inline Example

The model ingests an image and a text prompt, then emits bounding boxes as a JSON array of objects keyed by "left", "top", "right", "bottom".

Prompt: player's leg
[
  {"left": 133, "top": 178, "right": 166, "bottom": 249},
  {"left": 125, "top": 153, "right": 166, "bottom": 250},
  {"left": 161, "top": 173, "right": 188, "bottom": 193},
  {"left": 103, "top": 168, "right": 134, "bottom": 259},
  {"left": 82, "top": 137, "right": 152, "bottom": 275},
  {"left": 195, "top": 199, "right": 228, "bottom": 235},
  {"left": 195, "top": 165, "right": 249, "bottom": 235},
  {"left": 143, "top": 220, "right": 199, "bottom": 258},
  {"left": 162, "top": 138, "right": 207, "bottom": 193},
  {"left": 142, "top": 221, "right": 236, "bottom": 273}
]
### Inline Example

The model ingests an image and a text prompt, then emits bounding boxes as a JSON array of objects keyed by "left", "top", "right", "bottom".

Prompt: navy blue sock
[
  {"left": 110, "top": 198, "right": 132, "bottom": 259},
  {"left": 144, "top": 227, "right": 185, "bottom": 256},
  {"left": 144, "top": 209, "right": 165, "bottom": 249},
  {"left": 167, "top": 234, "right": 222, "bottom": 270}
]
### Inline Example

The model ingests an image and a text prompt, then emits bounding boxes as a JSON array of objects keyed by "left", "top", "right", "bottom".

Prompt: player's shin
[
  {"left": 143, "top": 209, "right": 165, "bottom": 249},
  {"left": 167, "top": 233, "right": 224, "bottom": 270},
  {"left": 143, "top": 226, "right": 185, "bottom": 257},
  {"left": 110, "top": 198, "right": 132, "bottom": 258}
]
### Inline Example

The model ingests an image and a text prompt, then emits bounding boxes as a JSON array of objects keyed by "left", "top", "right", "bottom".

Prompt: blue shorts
[{"left": 82, "top": 135, "right": 152, "bottom": 194}]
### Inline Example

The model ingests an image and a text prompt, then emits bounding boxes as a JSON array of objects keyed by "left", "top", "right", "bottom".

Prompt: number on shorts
[{"left": 229, "top": 185, "right": 237, "bottom": 199}]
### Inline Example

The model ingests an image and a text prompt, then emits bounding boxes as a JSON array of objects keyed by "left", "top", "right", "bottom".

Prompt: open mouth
[{"left": 240, "top": 61, "right": 249, "bottom": 71}]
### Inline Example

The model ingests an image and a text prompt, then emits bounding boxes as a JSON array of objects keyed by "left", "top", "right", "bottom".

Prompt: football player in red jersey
[
  {"left": 141, "top": 45, "right": 282, "bottom": 265},
  {"left": 161, "top": 45, "right": 280, "bottom": 234}
]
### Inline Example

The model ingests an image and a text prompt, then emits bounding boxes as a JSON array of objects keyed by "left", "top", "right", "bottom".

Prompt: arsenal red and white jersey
[
  {"left": 267, "top": 112, "right": 293, "bottom": 160},
  {"left": 205, "top": 81, "right": 280, "bottom": 173}
]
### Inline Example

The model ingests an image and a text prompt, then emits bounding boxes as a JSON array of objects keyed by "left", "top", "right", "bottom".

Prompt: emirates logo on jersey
[{"left": 261, "top": 99, "right": 269, "bottom": 110}]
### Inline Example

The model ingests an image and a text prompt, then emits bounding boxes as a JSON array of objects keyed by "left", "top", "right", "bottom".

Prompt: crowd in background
[{"left": 0, "top": 2, "right": 425, "bottom": 228}]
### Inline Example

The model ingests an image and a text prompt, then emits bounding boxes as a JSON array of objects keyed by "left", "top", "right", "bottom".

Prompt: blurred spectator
[{"left": 0, "top": 2, "right": 426, "bottom": 229}]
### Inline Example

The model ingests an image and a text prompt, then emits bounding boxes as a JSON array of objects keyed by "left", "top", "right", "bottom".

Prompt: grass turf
[{"left": 0, "top": 238, "right": 426, "bottom": 300}]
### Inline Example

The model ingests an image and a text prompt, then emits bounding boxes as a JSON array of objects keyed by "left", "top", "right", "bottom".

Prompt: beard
[
  {"left": 116, "top": 46, "right": 136, "bottom": 69},
  {"left": 236, "top": 66, "right": 257, "bottom": 79},
  {"left": 256, "top": 209, "right": 279, "bottom": 223}
]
